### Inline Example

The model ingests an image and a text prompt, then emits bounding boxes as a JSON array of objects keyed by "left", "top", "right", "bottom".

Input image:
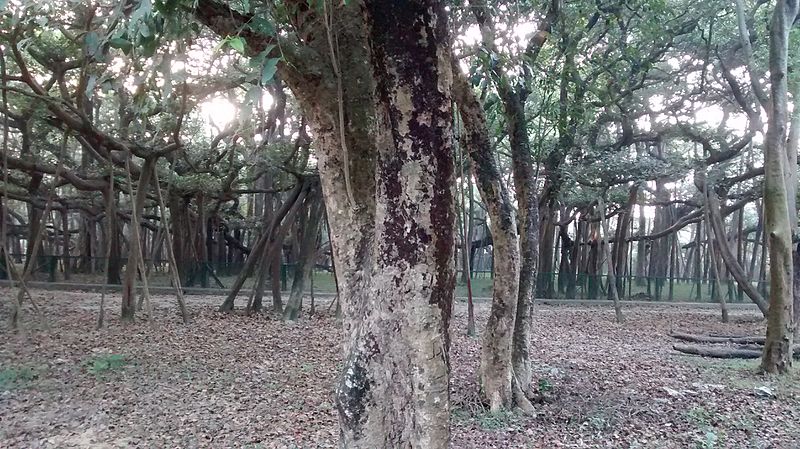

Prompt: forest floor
[{"left": 1, "top": 288, "right": 798, "bottom": 448}]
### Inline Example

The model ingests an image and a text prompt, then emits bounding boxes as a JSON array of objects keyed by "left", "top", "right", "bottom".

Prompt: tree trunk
[
  {"left": 327, "top": 2, "right": 456, "bottom": 446},
  {"left": 252, "top": 177, "right": 277, "bottom": 313},
  {"left": 598, "top": 197, "right": 623, "bottom": 323},
  {"left": 557, "top": 225, "right": 573, "bottom": 296},
  {"left": 220, "top": 179, "right": 306, "bottom": 312},
  {"left": 61, "top": 210, "right": 70, "bottom": 281},
  {"left": 452, "top": 64, "right": 522, "bottom": 412},
  {"left": 505, "top": 90, "right": 538, "bottom": 410},
  {"left": 284, "top": 187, "right": 323, "bottom": 321},
  {"left": 121, "top": 157, "right": 155, "bottom": 322},
  {"left": 675, "top": 344, "right": 800, "bottom": 360},
  {"left": 703, "top": 181, "right": 729, "bottom": 323},
  {"left": 611, "top": 185, "right": 638, "bottom": 298},
  {"left": 196, "top": 0, "right": 454, "bottom": 443},
  {"left": 169, "top": 194, "right": 192, "bottom": 285},
  {"left": 761, "top": 0, "right": 797, "bottom": 374},
  {"left": 457, "top": 127, "right": 476, "bottom": 336},
  {"left": 706, "top": 186, "right": 768, "bottom": 315}
]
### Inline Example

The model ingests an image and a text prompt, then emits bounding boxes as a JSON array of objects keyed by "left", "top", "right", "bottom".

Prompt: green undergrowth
[
  {"left": 0, "top": 365, "right": 40, "bottom": 390},
  {"left": 86, "top": 353, "right": 129, "bottom": 377}
]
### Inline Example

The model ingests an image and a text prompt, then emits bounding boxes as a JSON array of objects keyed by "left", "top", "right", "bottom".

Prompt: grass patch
[
  {"left": 86, "top": 353, "right": 128, "bottom": 376},
  {"left": 0, "top": 366, "right": 39, "bottom": 390},
  {"left": 475, "top": 409, "right": 516, "bottom": 430},
  {"left": 689, "top": 357, "right": 800, "bottom": 396},
  {"left": 450, "top": 405, "right": 517, "bottom": 431}
]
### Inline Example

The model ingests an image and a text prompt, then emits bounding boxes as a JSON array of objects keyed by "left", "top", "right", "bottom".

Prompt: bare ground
[{"left": 1, "top": 288, "right": 798, "bottom": 448}]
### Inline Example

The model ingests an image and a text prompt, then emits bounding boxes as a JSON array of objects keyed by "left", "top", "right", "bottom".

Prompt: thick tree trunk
[
  {"left": 761, "top": 0, "right": 797, "bottom": 374},
  {"left": 327, "top": 2, "right": 456, "bottom": 446},
  {"left": 197, "top": 0, "right": 453, "bottom": 443}
]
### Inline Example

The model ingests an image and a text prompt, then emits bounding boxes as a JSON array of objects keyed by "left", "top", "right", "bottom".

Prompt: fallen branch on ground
[
  {"left": 670, "top": 331, "right": 765, "bottom": 345},
  {"left": 673, "top": 343, "right": 800, "bottom": 359}
]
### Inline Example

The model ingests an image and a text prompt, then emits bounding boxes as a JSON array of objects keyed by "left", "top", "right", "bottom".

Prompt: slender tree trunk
[
  {"left": 121, "top": 157, "right": 155, "bottom": 322},
  {"left": 611, "top": 184, "right": 638, "bottom": 298},
  {"left": 152, "top": 167, "right": 189, "bottom": 323},
  {"left": 704, "top": 183, "right": 729, "bottom": 322},
  {"left": 453, "top": 64, "right": 522, "bottom": 411},
  {"left": 635, "top": 198, "right": 648, "bottom": 284},
  {"left": 457, "top": 127, "right": 476, "bottom": 336},
  {"left": 706, "top": 187, "right": 769, "bottom": 315},
  {"left": 695, "top": 221, "right": 703, "bottom": 301},
  {"left": 221, "top": 180, "right": 305, "bottom": 312},
  {"left": 284, "top": 187, "right": 323, "bottom": 321},
  {"left": 599, "top": 197, "right": 623, "bottom": 323},
  {"left": 61, "top": 210, "right": 70, "bottom": 281},
  {"left": 252, "top": 179, "right": 276, "bottom": 313},
  {"left": 506, "top": 92, "right": 538, "bottom": 410}
]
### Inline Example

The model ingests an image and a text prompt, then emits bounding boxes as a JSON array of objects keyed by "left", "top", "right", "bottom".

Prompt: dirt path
[{"left": 1, "top": 288, "right": 797, "bottom": 448}]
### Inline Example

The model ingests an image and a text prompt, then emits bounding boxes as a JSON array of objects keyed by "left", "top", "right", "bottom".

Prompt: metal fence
[{"left": 0, "top": 254, "right": 767, "bottom": 303}]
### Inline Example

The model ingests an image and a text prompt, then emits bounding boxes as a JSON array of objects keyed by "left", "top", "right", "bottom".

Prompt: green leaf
[
  {"left": 250, "top": 17, "right": 274, "bottom": 36},
  {"left": 139, "top": 21, "right": 151, "bottom": 38},
  {"left": 245, "top": 85, "right": 262, "bottom": 105},
  {"left": 131, "top": 0, "right": 152, "bottom": 22},
  {"left": 108, "top": 37, "right": 132, "bottom": 53},
  {"left": 140, "top": 35, "right": 158, "bottom": 58},
  {"left": 85, "top": 75, "right": 97, "bottom": 99},
  {"left": 261, "top": 58, "right": 279, "bottom": 85},
  {"left": 84, "top": 31, "right": 100, "bottom": 57},
  {"left": 228, "top": 36, "right": 246, "bottom": 54}
]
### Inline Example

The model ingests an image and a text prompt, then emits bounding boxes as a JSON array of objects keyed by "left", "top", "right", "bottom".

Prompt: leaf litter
[{"left": 1, "top": 288, "right": 798, "bottom": 448}]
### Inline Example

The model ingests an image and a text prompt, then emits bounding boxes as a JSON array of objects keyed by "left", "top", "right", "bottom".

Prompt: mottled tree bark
[
  {"left": 197, "top": 1, "right": 455, "bottom": 444},
  {"left": 452, "top": 66, "right": 522, "bottom": 411},
  {"left": 328, "top": 2, "right": 456, "bottom": 446},
  {"left": 761, "top": 0, "right": 797, "bottom": 374}
]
